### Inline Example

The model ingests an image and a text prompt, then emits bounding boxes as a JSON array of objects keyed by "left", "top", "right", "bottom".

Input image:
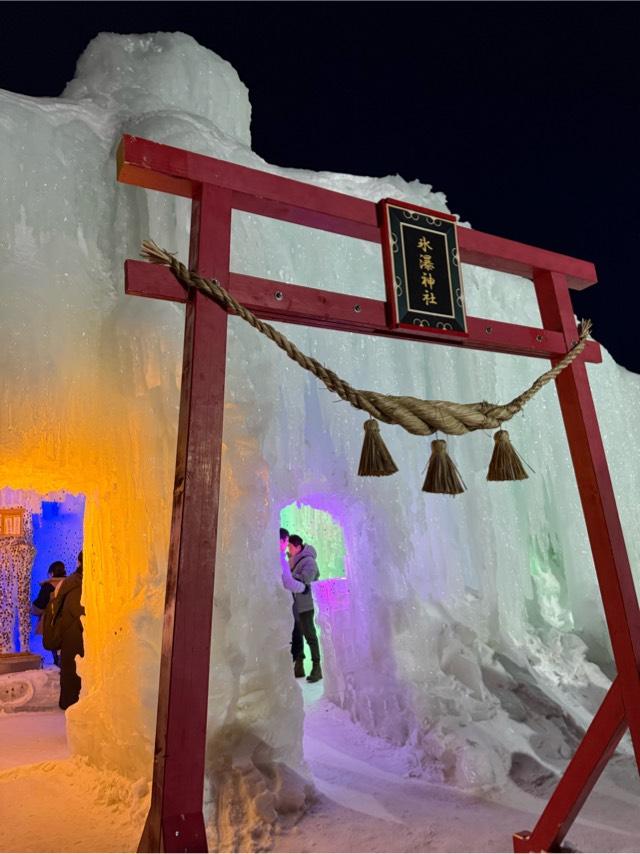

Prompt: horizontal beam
[
  {"left": 124, "top": 260, "right": 601, "bottom": 363},
  {"left": 117, "top": 136, "right": 597, "bottom": 290},
  {"left": 459, "top": 227, "right": 596, "bottom": 291},
  {"left": 231, "top": 190, "right": 381, "bottom": 244},
  {"left": 117, "top": 135, "right": 376, "bottom": 229}
]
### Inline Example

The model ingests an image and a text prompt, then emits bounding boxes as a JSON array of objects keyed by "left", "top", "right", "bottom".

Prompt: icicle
[
  {"left": 486, "top": 429, "right": 528, "bottom": 481},
  {"left": 357, "top": 419, "right": 398, "bottom": 477},
  {"left": 422, "top": 439, "right": 465, "bottom": 495}
]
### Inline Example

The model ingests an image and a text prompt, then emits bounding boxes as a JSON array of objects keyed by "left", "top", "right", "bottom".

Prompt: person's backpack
[{"left": 42, "top": 593, "right": 66, "bottom": 651}]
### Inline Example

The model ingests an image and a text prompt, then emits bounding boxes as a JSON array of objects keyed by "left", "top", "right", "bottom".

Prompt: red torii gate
[{"left": 117, "top": 134, "right": 640, "bottom": 853}]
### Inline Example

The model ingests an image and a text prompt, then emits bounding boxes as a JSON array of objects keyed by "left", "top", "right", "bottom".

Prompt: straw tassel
[
  {"left": 486, "top": 429, "right": 528, "bottom": 481},
  {"left": 422, "top": 439, "right": 466, "bottom": 495},
  {"left": 357, "top": 419, "right": 398, "bottom": 477}
]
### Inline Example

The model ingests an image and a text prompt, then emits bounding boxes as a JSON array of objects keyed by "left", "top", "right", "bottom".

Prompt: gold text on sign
[{"left": 418, "top": 234, "right": 437, "bottom": 305}]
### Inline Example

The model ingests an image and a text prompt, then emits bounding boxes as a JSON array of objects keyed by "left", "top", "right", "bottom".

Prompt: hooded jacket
[{"left": 290, "top": 544, "right": 320, "bottom": 616}]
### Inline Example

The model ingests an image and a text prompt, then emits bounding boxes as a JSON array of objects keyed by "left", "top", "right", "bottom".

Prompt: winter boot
[
  {"left": 306, "top": 661, "right": 322, "bottom": 683},
  {"left": 294, "top": 658, "right": 305, "bottom": 678}
]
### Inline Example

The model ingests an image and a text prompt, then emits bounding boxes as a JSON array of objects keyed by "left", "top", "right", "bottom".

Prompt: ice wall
[{"left": 1, "top": 30, "right": 639, "bottom": 845}]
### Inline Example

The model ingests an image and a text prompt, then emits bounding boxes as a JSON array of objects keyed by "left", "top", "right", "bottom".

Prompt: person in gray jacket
[{"left": 279, "top": 529, "right": 322, "bottom": 683}]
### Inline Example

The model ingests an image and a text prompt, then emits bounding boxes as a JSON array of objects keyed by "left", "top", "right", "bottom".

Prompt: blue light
[{"left": 11, "top": 495, "right": 85, "bottom": 660}]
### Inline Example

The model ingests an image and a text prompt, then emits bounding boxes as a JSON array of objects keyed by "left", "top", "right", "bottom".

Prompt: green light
[{"left": 279, "top": 502, "right": 346, "bottom": 580}]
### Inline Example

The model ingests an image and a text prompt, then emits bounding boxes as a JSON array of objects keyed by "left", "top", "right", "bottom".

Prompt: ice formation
[
  {"left": 0, "top": 534, "right": 35, "bottom": 653},
  {"left": 1, "top": 31, "right": 639, "bottom": 846},
  {"left": 0, "top": 667, "right": 60, "bottom": 711}
]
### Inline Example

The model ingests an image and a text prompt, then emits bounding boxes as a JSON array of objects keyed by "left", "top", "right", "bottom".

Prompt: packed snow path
[
  {"left": 0, "top": 711, "right": 146, "bottom": 853},
  {"left": 274, "top": 684, "right": 640, "bottom": 853},
  {"left": 1, "top": 688, "right": 639, "bottom": 852}
]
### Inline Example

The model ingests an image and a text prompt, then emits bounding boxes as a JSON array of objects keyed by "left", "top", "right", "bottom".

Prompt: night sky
[{"left": 2, "top": 2, "right": 639, "bottom": 372}]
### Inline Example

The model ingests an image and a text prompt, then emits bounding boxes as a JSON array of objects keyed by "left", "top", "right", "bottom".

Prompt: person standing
[
  {"left": 282, "top": 532, "right": 322, "bottom": 683},
  {"left": 32, "top": 560, "right": 67, "bottom": 665},
  {"left": 52, "top": 550, "right": 85, "bottom": 710},
  {"left": 279, "top": 527, "right": 301, "bottom": 671}
]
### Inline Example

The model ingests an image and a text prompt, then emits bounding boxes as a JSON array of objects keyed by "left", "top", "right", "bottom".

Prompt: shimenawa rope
[
  {"left": 141, "top": 240, "right": 591, "bottom": 490},
  {"left": 141, "top": 240, "right": 591, "bottom": 435}
]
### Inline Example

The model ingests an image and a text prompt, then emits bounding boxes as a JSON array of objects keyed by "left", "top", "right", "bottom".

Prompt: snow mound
[
  {"left": 0, "top": 667, "right": 60, "bottom": 712},
  {"left": 0, "top": 755, "right": 148, "bottom": 852},
  {"left": 63, "top": 32, "right": 252, "bottom": 146}
]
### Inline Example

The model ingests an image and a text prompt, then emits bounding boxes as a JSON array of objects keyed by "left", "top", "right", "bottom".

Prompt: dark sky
[{"left": 2, "top": 2, "right": 639, "bottom": 372}]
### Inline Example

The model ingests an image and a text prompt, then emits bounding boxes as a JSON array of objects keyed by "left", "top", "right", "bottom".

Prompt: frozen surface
[
  {"left": 1, "top": 30, "right": 639, "bottom": 849},
  {"left": 0, "top": 712, "right": 147, "bottom": 852},
  {"left": 0, "top": 709, "right": 69, "bottom": 770},
  {"left": 273, "top": 688, "right": 640, "bottom": 853},
  {"left": 0, "top": 700, "right": 639, "bottom": 853}
]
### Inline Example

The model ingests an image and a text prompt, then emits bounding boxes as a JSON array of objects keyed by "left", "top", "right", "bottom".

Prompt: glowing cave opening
[
  {"left": 0, "top": 488, "right": 85, "bottom": 665},
  {"left": 279, "top": 501, "right": 349, "bottom": 701},
  {"left": 280, "top": 501, "right": 347, "bottom": 582}
]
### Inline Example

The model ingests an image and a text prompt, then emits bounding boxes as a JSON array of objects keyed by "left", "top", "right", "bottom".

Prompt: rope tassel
[
  {"left": 358, "top": 419, "right": 398, "bottom": 477},
  {"left": 422, "top": 439, "right": 466, "bottom": 495},
  {"left": 487, "top": 429, "right": 528, "bottom": 481}
]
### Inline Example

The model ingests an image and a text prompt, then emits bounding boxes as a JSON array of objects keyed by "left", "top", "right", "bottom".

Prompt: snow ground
[
  {"left": 0, "top": 711, "right": 147, "bottom": 853},
  {"left": 274, "top": 683, "right": 640, "bottom": 853},
  {"left": 1, "top": 686, "right": 639, "bottom": 853},
  {"left": 0, "top": 710, "right": 69, "bottom": 771}
]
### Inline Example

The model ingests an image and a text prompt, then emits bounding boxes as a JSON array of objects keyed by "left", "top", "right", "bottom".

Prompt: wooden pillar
[
  {"left": 139, "top": 185, "right": 232, "bottom": 853},
  {"left": 513, "top": 678, "right": 626, "bottom": 852},
  {"left": 514, "top": 271, "right": 640, "bottom": 851}
]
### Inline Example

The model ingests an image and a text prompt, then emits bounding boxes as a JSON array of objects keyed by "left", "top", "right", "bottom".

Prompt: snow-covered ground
[
  {"left": 0, "top": 711, "right": 147, "bottom": 853},
  {"left": 1, "top": 686, "right": 639, "bottom": 853},
  {"left": 0, "top": 710, "right": 69, "bottom": 771},
  {"left": 276, "top": 684, "right": 640, "bottom": 853}
]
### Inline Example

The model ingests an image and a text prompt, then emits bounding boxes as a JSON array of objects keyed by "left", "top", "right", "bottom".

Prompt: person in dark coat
[
  {"left": 52, "top": 550, "right": 85, "bottom": 710},
  {"left": 32, "top": 561, "right": 67, "bottom": 665},
  {"left": 281, "top": 533, "right": 322, "bottom": 683}
]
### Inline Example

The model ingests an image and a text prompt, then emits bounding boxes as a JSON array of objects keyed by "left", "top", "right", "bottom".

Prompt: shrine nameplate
[
  {"left": 380, "top": 199, "right": 467, "bottom": 334},
  {"left": 0, "top": 508, "right": 24, "bottom": 538}
]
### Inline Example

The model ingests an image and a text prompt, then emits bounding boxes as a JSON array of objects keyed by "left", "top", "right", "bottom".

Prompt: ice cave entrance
[
  {"left": 279, "top": 501, "right": 348, "bottom": 697},
  {"left": 0, "top": 489, "right": 85, "bottom": 664}
]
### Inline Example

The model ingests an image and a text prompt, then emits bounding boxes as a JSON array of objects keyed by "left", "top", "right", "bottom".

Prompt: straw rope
[{"left": 141, "top": 240, "right": 591, "bottom": 437}]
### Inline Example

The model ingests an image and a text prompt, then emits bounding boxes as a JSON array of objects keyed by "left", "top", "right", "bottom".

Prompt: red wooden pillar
[
  {"left": 513, "top": 271, "right": 640, "bottom": 851},
  {"left": 139, "top": 184, "right": 232, "bottom": 853},
  {"left": 513, "top": 678, "right": 627, "bottom": 852}
]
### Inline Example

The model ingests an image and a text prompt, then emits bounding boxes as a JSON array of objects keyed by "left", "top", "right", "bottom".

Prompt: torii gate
[{"left": 117, "top": 134, "right": 640, "bottom": 853}]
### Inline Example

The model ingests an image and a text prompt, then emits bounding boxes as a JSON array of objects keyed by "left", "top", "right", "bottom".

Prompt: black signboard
[{"left": 380, "top": 199, "right": 468, "bottom": 334}]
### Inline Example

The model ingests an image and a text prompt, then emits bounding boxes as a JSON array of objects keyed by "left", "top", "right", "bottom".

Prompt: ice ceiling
[{"left": 1, "top": 30, "right": 639, "bottom": 845}]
